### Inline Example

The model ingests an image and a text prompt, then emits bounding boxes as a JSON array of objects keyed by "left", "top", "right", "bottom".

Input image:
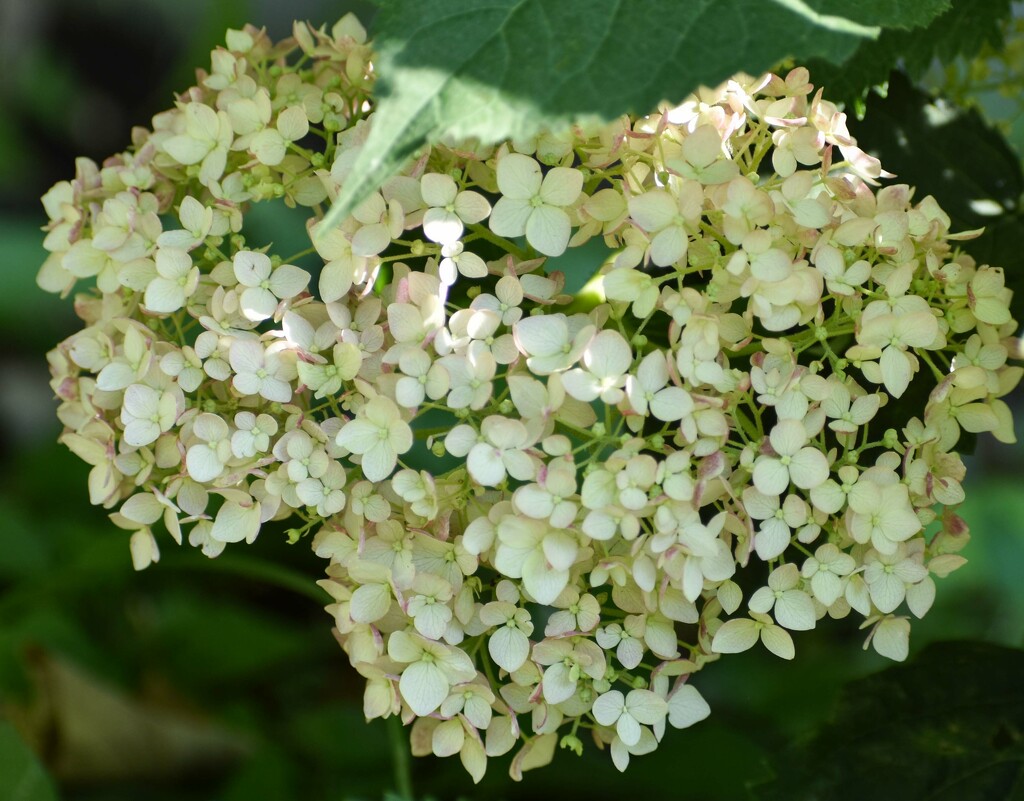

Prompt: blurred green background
[{"left": 0, "top": 2, "right": 1022, "bottom": 799}]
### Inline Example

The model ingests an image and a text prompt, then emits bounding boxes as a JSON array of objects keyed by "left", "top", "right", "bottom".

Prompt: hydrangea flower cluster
[{"left": 40, "top": 16, "right": 1020, "bottom": 782}]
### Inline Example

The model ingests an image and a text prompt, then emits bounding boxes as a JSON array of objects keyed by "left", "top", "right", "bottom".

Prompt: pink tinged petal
[
  {"left": 489, "top": 626, "right": 529, "bottom": 672},
  {"left": 538, "top": 167, "right": 583, "bottom": 207},
  {"left": 423, "top": 208, "right": 464, "bottom": 244},
  {"left": 649, "top": 225, "right": 688, "bottom": 267},
  {"left": 399, "top": 660, "right": 449, "bottom": 716},
  {"left": 489, "top": 197, "right": 532, "bottom": 238},
  {"left": 503, "top": 450, "right": 536, "bottom": 482},
  {"left": 496, "top": 153, "right": 542, "bottom": 200},
  {"left": 525, "top": 205, "right": 571, "bottom": 257},
  {"left": 711, "top": 618, "right": 760, "bottom": 653},
  {"left": 760, "top": 625, "right": 795, "bottom": 660},
  {"left": 787, "top": 448, "right": 829, "bottom": 489}
]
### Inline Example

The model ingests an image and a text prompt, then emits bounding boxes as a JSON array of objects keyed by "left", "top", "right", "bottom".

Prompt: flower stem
[{"left": 388, "top": 715, "right": 414, "bottom": 800}]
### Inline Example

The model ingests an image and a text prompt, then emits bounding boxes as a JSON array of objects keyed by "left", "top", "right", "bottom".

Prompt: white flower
[
  {"left": 489, "top": 153, "right": 583, "bottom": 257},
  {"left": 229, "top": 339, "right": 293, "bottom": 402},
  {"left": 513, "top": 313, "right": 594, "bottom": 375},
  {"left": 144, "top": 248, "right": 200, "bottom": 313},
  {"left": 801, "top": 543, "right": 856, "bottom": 606},
  {"left": 592, "top": 689, "right": 668, "bottom": 747},
  {"left": 748, "top": 564, "right": 816, "bottom": 631},
  {"left": 863, "top": 544, "right": 928, "bottom": 613},
  {"left": 478, "top": 601, "right": 533, "bottom": 672},
  {"left": 420, "top": 172, "right": 491, "bottom": 244},
  {"left": 231, "top": 412, "right": 278, "bottom": 458},
  {"left": 336, "top": 397, "right": 413, "bottom": 482},
  {"left": 493, "top": 516, "right": 576, "bottom": 605},
  {"left": 846, "top": 481, "right": 922, "bottom": 555},
  {"left": 466, "top": 416, "right": 535, "bottom": 487},
  {"left": 233, "top": 251, "right": 310, "bottom": 322},
  {"left": 387, "top": 630, "right": 476, "bottom": 716},
  {"left": 856, "top": 310, "right": 940, "bottom": 398},
  {"left": 625, "top": 351, "right": 694, "bottom": 422},
  {"left": 186, "top": 413, "right": 232, "bottom": 482},
  {"left": 561, "top": 330, "right": 632, "bottom": 404},
  {"left": 627, "top": 181, "right": 702, "bottom": 267},
  {"left": 120, "top": 384, "right": 181, "bottom": 446},
  {"left": 711, "top": 612, "right": 796, "bottom": 660},
  {"left": 752, "top": 420, "right": 830, "bottom": 496}
]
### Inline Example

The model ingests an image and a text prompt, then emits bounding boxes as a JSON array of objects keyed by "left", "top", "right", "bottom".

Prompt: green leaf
[
  {"left": 806, "top": 0, "right": 1013, "bottom": 106},
  {"left": 753, "top": 641, "right": 1024, "bottom": 800},
  {"left": 0, "top": 722, "right": 59, "bottom": 801},
  {"left": 322, "top": 0, "right": 950, "bottom": 233},
  {"left": 851, "top": 71, "right": 1024, "bottom": 321}
]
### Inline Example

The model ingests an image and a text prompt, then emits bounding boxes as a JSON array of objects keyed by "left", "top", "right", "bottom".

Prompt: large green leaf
[
  {"left": 753, "top": 641, "right": 1024, "bottom": 800},
  {"left": 806, "top": 0, "right": 1012, "bottom": 106},
  {"left": 851, "top": 71, "right": 1024, "bottom": 321},
  {"left": 322, "top": 0, "right": 950, "bottom": 232}
]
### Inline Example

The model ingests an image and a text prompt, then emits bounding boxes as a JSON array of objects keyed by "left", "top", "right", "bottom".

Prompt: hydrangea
[{"left": 40, "top": 19, "right": 1020, "bottom": 784}]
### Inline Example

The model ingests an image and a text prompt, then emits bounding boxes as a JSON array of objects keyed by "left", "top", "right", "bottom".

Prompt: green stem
[{"left": 388, "top": 715, "right": 414, "bottom": 800}]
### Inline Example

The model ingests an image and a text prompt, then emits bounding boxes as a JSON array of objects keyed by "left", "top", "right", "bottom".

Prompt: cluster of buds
[{"left": 40, "top": 16, "right": 1019, "bottom": 781}]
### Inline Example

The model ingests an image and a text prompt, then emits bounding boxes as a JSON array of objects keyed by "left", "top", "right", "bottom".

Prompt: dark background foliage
[{"left": 0, "top": 1, "right": 1022, "bottom": 799}]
